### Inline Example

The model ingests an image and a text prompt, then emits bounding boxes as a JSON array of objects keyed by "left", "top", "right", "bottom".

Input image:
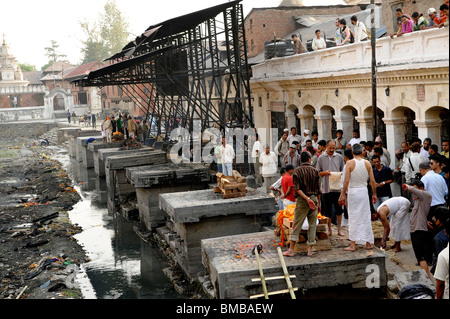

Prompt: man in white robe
[
  {"left": 372, "top": 197, "right": 411, "bottom": 252},
  {"left": 339, "top": 143, "right": 377, "bottom": 251}
]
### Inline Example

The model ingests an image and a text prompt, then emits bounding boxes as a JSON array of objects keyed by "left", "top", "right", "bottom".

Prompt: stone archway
[
  {"left": 335, "top": 105, "right": 359, "bottom": 141},
  {"left": 423, "top": 106, "right": 450, "bottom": 145},
  {"left": 361, "top": 106, "right": 386, "bottom": 142},
  {"left": 298, "top": 105, "right": 317, "bottom": 134},
  {"left": 315, "top": 105, "right": 335, "bottom": 141},
  {"left": 389, "top": 106, "right": 419, "bottom": 144},
  {"left": 44, "top": 88, "right": 74, "bottom": 119}
]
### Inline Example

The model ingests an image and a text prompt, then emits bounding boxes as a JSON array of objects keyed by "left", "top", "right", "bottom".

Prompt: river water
[{"left": 50, "top": 146, "right": 186, "bottom": 299}]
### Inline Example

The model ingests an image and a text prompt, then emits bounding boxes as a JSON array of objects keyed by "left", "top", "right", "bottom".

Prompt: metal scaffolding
[{"left": 76, "top": 0, "right": 253, "bottom": 139}]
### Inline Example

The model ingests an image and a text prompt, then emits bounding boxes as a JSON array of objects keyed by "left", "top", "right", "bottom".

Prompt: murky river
[{"left": 51, "top": 146, "right": 185, "bottom": 299}]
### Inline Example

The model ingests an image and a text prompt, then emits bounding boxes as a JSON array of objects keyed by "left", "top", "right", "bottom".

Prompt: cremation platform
[
  {"left": 95, "top": 146, "right": 154, "bottom": 177},
  {"left": 201, "top": 230, "right": 387, "bottom": 299},
  {"left": 126, "top": 163, "right": 211, "bottom": 230},
  {"left": 158, "top": 188, "right": 277, "bottom": 281},
  {"left": 85, "top": 141, "right": 123, "bottom": 168},
  {"left": 75, "top": 136, "right": 102, "bottom": 164},
  {"left": 104, "top": 150, "right": 167, "bottom": 211}
]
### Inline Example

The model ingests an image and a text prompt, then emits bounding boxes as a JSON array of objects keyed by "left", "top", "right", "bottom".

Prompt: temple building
[{"left": 0, "top": 35, "right": 47, "bottom": 109}]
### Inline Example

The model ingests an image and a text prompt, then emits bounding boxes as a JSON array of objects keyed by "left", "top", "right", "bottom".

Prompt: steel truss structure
[{"left": 76, "top": 0, "right": 253, "bottom": 138}]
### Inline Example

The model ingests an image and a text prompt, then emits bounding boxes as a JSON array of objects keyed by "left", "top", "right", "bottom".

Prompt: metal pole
[{"left": 371, "top": 0, "right": 378, "bottom": 140}]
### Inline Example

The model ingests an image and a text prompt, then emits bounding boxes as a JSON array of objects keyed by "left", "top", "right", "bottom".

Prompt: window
[{"left": 78, "top": 92, "right": 87, "bottom": 105}]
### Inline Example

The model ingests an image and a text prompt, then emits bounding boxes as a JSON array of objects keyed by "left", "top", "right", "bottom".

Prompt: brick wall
[
  {"left": 0, "top": 94, "right": 44, "bottom": 108},
  {"left": 245, "top": 5, "right": 364, "bottom": 58}
]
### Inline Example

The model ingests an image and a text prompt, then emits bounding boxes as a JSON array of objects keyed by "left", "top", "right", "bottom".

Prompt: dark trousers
[{"left": 322, "top": 192, "right": 343, "bottom": 224}]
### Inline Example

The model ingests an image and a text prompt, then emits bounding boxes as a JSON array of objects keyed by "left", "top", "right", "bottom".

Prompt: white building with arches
[{"left": 250, "top": 27, "right": 449, "bottom": 168}]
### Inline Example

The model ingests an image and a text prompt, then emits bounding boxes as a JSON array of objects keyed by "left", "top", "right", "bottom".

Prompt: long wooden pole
[
  {"left": 254, "top": 247, "right": 269, "bottom": 299},
  {"left": 277, "top": 247, "right": 296, "bottom": 299},
  {"left": 371, "top": 0, "right": 378, "bottom": 140}
]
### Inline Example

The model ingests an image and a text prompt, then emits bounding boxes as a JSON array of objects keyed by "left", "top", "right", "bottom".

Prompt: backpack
[
  {"left": 408, "top": 158, "right": 422, "bottom": 184},
  {"left": 341, "top": 26, "right": 354, "bottom": 44},
  {"left": 349, "top": 29, "right": 355, "bottom": 43}
]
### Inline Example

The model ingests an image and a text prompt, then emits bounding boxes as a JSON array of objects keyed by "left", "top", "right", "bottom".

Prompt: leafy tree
[
  {"left": 44, "top": 40, "right": 67, "bottom": 64},
  {"left": 79, "top": 0, "right": 130, "bottom": 63},
  {"left": 19, "top": 63, "right": 37, "bottom": 72}
]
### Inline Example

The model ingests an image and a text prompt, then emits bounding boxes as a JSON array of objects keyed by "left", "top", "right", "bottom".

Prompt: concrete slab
[
  {"left": 67, "top": 129, "right": 101, "bottom": 157},
  {"left": 104, "top": 150, "right": 167, "bottom": 210},
  {"left": 394, "top": 270, "right": 435, "bottom": 294},
  {"left": 75, "top": 136, "right": 102, "bottom": 164},
  {"left": 126, "top": 163, "right": 211, "bottom": 230},
  {"left": 126, "top": 163, "right": 211, "bottom": 188},
  {"left": 201, "top": 230, "right": 387, "bottom": 299},
  {"left": 159, "top": 188, "right": 277, "bottom": 223},
  {"left": 158, "top": 188, "right": 277, "bottom": 281},
  {"left": 95, "top": 146, "right": 154, "bottom": 177}
]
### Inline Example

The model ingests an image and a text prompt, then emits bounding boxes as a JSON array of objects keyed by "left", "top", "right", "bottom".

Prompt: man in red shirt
[{"left": 280, "top": 164, "right": 296, "bottom": 209}]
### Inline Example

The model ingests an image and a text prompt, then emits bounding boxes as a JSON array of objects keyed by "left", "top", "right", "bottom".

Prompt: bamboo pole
[
  {"left": 250, "top": 288, "right": 299, "bottom": 299},
  {"left": 277, "top": 246, "right": 296, "bottom": 299},
  {"left": 254, "top": 248, "right": 269, "bottom": 299},
  {"left": 16, "top": 286, "right": 28, "bottom": 299},
  {"left": 252, "top": 275, "right": 296, "bottom": 282}
]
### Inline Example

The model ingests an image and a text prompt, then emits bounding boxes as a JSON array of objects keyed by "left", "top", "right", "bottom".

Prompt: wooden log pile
[{"left": 214, "top": 170, "right": 247, "bottom": 199}]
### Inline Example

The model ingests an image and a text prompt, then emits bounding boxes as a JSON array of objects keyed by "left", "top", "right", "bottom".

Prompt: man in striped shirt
[{"left": 283, "top": 151, "right": 321, "bottom": 257}]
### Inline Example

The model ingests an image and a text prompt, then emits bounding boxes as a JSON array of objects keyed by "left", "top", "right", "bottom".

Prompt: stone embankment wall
[{"left": 0, "top": 121, "right": 56, "bottom": 140}]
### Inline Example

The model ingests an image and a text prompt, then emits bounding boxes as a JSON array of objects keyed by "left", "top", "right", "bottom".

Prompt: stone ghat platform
[
  {"left": 201, "top": 230, "right": 387, "bottom": 299},
  {"left": 160, "top": 188, "right": 276, "bottom": 224},
  {"left": 126, "top": 163, "right": 211, "bottom": 230},
  {"left": 158, "top": 188, "right": 277, "bottom": 282}
]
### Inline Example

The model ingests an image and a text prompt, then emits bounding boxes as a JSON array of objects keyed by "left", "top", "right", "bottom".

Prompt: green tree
[
  {"left": 44, "top": 40, "right": 67, "bottom": 64},
  {"left": 79, "top": 0, "right": 130, "bottom": 63},
  {"left": 19, "top": 63, "right": 37, "bottom": 72}
]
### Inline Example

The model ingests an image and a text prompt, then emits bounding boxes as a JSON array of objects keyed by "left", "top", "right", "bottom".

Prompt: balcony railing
[{"left": 251, "top": 28, "right": 449, "bottom": 80}]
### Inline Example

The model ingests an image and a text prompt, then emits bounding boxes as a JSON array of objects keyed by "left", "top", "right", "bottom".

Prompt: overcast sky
[{"left": 1, "top": 0, "right": 344, "bottom": 70}]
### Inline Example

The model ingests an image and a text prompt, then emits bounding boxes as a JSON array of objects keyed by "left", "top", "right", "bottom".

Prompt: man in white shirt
[
  {"left": 221, "top": 137, "right": 235, "bottom": 176},
  {"left": 301, "top": 129, "right": 310, "bottom": 148},
  {"left": 259, "top": 144, "right": 278, "bottom": 193},
  {"left": 421, "top": 137, "right": 432, "bottom": 159},
  {"left": 402, "top": 142, "right": 428, "bottom": 184},
  {"left": 312, "top": 30, "right": 326, "bottom": 51},
  {"left": 348, "top": 129, "right": 361, "bottom": 147},
  {"left": 350, "top": 15, "right": 369, "bottom": 43},
  {"left": 286, "top": 127, "right": 302, "bottom": 145},
  {"left": 251, "top": 134, "right": 262, "bottom": 186}
]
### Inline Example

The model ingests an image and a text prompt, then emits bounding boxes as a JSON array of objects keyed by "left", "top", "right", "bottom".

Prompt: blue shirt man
[{"left": 420, "top": 165, "right": 448, "bottom": 207}]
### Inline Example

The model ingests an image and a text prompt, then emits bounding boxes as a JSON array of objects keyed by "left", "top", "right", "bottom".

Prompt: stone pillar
[
  {"left": 383, "top": 118, "right": 406, "bottom": 168},
  {"left": 414, "top": 120, "right": 441, "bottom": 147},
  {"left": 334, "top": 108, "right": 354, "bottom": 141},
  {"left": 355, "top": 116, "right": 373, "bottom": 142},
  {"left": 314, "top": 113, "right": 332, "bottom": 141},
  {"left": 297, "top": 113, "right": 313, "bottom": 133}
]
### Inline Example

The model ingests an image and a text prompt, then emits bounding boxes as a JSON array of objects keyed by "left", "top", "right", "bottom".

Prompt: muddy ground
[{"left": 0, "top": 135, "right": 87, "bottom": 299}]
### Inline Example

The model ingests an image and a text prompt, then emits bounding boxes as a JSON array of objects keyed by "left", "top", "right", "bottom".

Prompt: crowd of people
[
  {"left": 100, "top": 113, "right": 150, "bottom": 144},
  {"left": 239, "top": 126, "right": 449, "bottom": 298},
  {"left": 290, "top": 2, "right": 449, "bottom": 54}
]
